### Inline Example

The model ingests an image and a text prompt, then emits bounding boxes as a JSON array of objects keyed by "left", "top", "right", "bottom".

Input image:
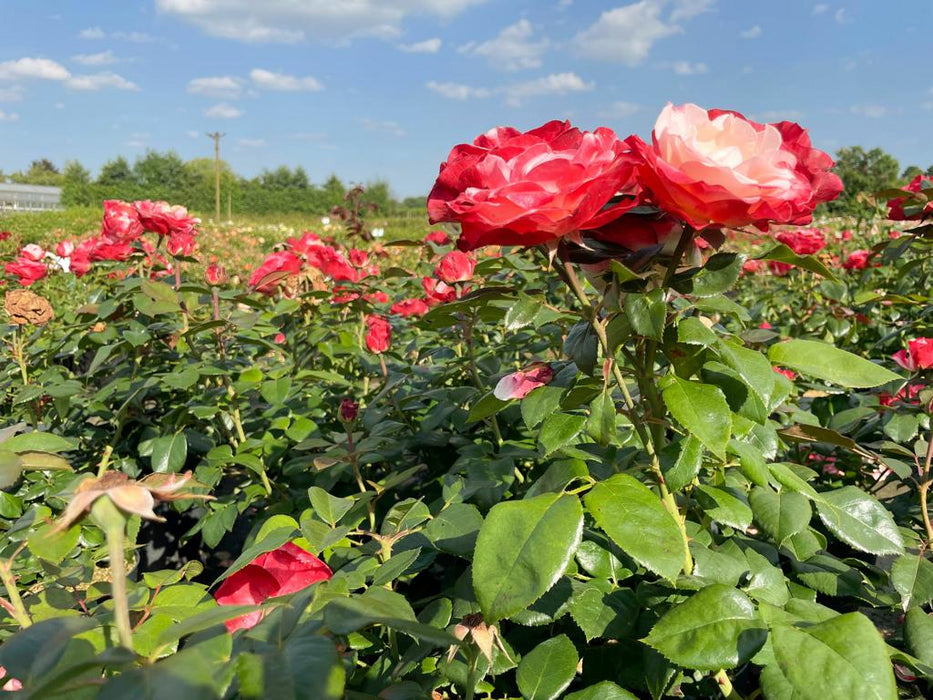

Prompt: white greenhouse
[{"left": 0, "top": 183, "right": 62, "bottom": 211}]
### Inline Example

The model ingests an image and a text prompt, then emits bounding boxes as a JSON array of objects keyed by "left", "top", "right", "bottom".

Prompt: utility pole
[{"left": 206, "top": 132, "right": 225, "bottom": 226}]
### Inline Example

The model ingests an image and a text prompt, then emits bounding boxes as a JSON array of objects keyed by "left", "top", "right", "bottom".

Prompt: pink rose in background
[
  {"left": 167, "top": 231, "right": 197, "bottom": 257},
  {"left": 742, "top": 259, "right": 763, "bottom": 274},
  {"left": 102, "top": 200, "right": 144, "bottom": 242},
  {"left": 5, "top": 252, "right": 48, "bottom": 286},
  {"left": 20, "top": 244, "right": 45, "bottom": 262},
  {"left": 887, "top": 174, "right": 933, "bottom": 221},
  {"left": 249, "top": 251, "right": 303, "bottom": 294},
  {"left": 893, "top": 338, "right": 933, "bottom": 372},
  {"left": 0, "top": 666, "right": 21, "bottom": 692},
  {"left": 633, "top": 103, "right": 842, "bottom": 230},
  {"left": 135, "top": 200, "right": 199, "bottom": 237},
  {"left": 214, "top": 542, "right": 332, "bottom": 632},
  {"left": 424, "top": 230, "right": 451, "bottom": 246},
  {"left": 423, "top": 277, "right": 457, "bottom": 305},
  {"left": 391, "top": 298, "right": 430, "bottom": 317},
  {"left": 428, "top": 120, "right": 640, "bottom": 251},
  {"left": 205, "top": 263, "right": 227, "bottom": 286},
  {"left": 435, "top": 250, "right": 476, "bottom": 284},
  {"left": 775, "top": 228, "right": 827, "bottom": 255},
  {"left": 494, "top": 363, "right": 555, "bottom": 400},
  {"left": 842, "top": 249, "right": 872, "bottom": 270}
]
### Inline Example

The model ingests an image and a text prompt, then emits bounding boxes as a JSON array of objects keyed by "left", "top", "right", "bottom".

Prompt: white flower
[{"left": 372, "top": 227, "right": 385, "bottom": 239}]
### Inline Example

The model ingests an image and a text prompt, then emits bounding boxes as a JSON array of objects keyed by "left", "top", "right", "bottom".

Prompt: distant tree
[
  {"left": 292, "top": 166, "right": 310, "bottom": 189},
  {"left": 401, "top": 196, "right": 426, "bottom": 209},
  {"left": 360, "top": 179, "right": 394, "bottom": 213},
  {"left": 184, "top": 157, "right": 237, "bottom": 213},
  {"left": 97, "top": 156, "right": 136, "bottom": 187},
  {"left": 828, "top": 146, "right": 900, "bottom": 215},
  {"left": 926, "top": 165, "right": 933, "bottom": 177},
  {"left": 902, "top": 165, "right": 923, "bottom": 182},
  {"left": 321, "top": 174, "right": 346, "bottom": 209},
  {"left": 132, "top": 150, "right": 190, "bottom": 200},
  {"left": 10, "top": 158, "right": 64, "bottom": 186},
  {"left": 61, "top": 160, "right": 93, "bottom": 206},
  {"left": 29, "top": 158, "right": 59, "bottom": 175}
]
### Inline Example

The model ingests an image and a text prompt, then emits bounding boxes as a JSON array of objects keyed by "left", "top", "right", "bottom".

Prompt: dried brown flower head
[{"left": 4, "top": 289, "right": 54, "bottom": 326}]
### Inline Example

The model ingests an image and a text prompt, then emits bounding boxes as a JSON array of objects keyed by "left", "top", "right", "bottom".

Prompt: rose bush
[{"left": 0, "top": 104, "right": 932, "bottom": 699}]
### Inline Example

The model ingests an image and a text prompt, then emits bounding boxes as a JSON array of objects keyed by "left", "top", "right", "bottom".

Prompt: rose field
[{"left": 2, "top": 104, "right": 933, "bottom": 700}]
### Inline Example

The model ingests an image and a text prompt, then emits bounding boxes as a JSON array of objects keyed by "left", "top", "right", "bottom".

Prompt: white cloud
[
  {"left": 740, "top": 25, "right": 761, "bottom": 39},
  {"left": 66, "top": 72, "right": 139, "bottom": 91},
  {"left": 79, "top": 27, "right": 106, "bottom": 39},
  {"left": 835, "top": 8, "right": 850, "bottom": 23},
  {"left": 79, "top": 27, "right": 153, "bottom": 42},
  {"left": 250, "top": 68, "right": 323, "bottom": 91},
  {"left": 598, "top": 101, "right": 641, "bottom": 119},
  {"left": 922, "top": 101, "right": 933, "bottom": 112},
  {"left": 670, "top": 0, "right": 715, "bottom": 22},
  {"left": 0, "top": 57, "right": 71, "bottom": 81},
  {"left": 426, "top": 80, "right": 491, "bottom": 100},
  {"left": 127, "top": 131, "right": 149, "bottom": 148},
  {"left": 812, "top": 3, "right": 829, "bottom": 14},
  {"left": 72, "top": 50, "right": 119, "bottom": 66},
  {"left": 360, "top": 118, "right": 406, "bottom": 137},
  {"left": 849, "top": 104, "right": 888, "bottom": 118},
  {"left": 504, "top": 72, "right": 593, "bottom": 106},
  {"left": 188, "top": 76, "right": 243, "bottom": 99},
  {"left": 186, "top": 130, "right": 201, "bottom": 138},
  {"left": 155, "top": 0, "right": 488, "bottom": 44},
  {"left": 205, "top": 102, "right": 243, "bottom": 118},
  {"left": 665, "top": 60, "right": 708, "bottom": 75},
  {"left": 0, "top": 110, "right": 19, "bottom": 122},
  {"left": 398, "top": 38, "right": 441, "bottom": 53},
  {"left": 750, "top": 110, "right": 803, "bottom": 122},
  {"left": 460, "top": 19, "right": 549, "bottom": 71},
  {"left": 237, "top": 138, "right": 266, "bottom": 147},
  {"left": 573, "top": 2, "right": 681, "bottom": 65},
  {"left": 0, "top": 85, "right": 24, "bottom": 102}
]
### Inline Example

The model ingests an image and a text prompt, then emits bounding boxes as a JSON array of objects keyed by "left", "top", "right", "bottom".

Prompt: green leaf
[
  {"left": 564, "top": 322, "right": 599, "bottom": 375},
  {"left": 515, "top": 634, "right": 578, "bottom": 700},
  {"left": 892, "top": 554, "right": 933, "bottom": 611},
  {"left": 467, "top": 391, "right": 507, "bottom": 423},
  {"left": 566, "top": 682, "right": 638, "bottom": 700},
  {"left": 585, "top": 474, "right": 687, "bottom": 582},
  {"left": 661, "top": 377, "right": 731, "bottom": 459},
  {"left": 322, "top": 587, "right": 416, "bottom": 635},
  {"left": 504, "top": 295, "right": 543, "bottom": 330},
  {"left": 308, "top": 487, "right": 354, "bottom": 526},
  {"left": 28, "top": 522, "right": 80, "bottom": 564},
  {"left": 624, "top": 289, "right": 665, "bottom": 341},
  {"left": 150, "top": 433, "right": 188, "bottom": 473},
  {"left": 644, "top": 585, "right": 767, "bottom": 670},
  {"left": 472, "top": 493, "right": 583, "bottom": 623},
  {"left": 0, "top": 616, "right": 95, "bottom": 687},
  {"left": 758, "top": 243, "right": 839, "bottom": 280},
  {"left": 664, "top": 436, "right": 704, "bottom": 493},
  {"left": 677, "top": 317, "right": 717, "bottom": 346},
  {"left": 372, "top": 548, "right": 422, "bottom": 587},
  {"left": 689, "top": 253, "right": 745, "bottom": 297},
  {"left": 586, "top": 390, "right": 616, "bottom": 446},
  {"left": 716, "top": 339, "right": 775, "bottom": 407},
  {"left": 695, "top": 485, "right": 752, "bottom": 530},
  {"left": 768, "top": 340, "right": 902, "bottom": 388},
  {"left": 569, "top": 585, "right": 638, "bottom": 641},
  {"left": 0, "top": 451, "right": 23, "bottom": 489},
  {"left": 521, "top": 385, "right": 564, "bottom": 429},
  {"left": 0, "top": 431, "right": 76, "bottom": 453},
  {"left": 423, "top": 503, "right": 483, "bottom": 558},
  {"left": 814, "top": 486, "right": 904, "bottom": 555},
  {"left": 763, "top": 614, "right": 897, "bottom": 700},
  {"left": 748, "top": 487, "right": 811, "bottom": 545},
  {"left": 904, "top": 608, "right": 933, "bottom": 667},
  {"left": 538, "top": 413, "right": 587, "bottom": 456},
  {"left": 261, "top": 377, "right": 292, "bottom": 405}
]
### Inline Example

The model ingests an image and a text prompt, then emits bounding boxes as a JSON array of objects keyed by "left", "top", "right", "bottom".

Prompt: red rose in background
[
  {"left": 768, "top": 261, "right": 794, "bottom": 276},
  {"left": 167, "top": 231, "right": 197, "bottom": 257},
  {"left": 428, "top": 120, "right": 640, "bottom": 251},
  {"left": 424, "top": 230, "right": 451, "bottom": 246},
  {"left": 4, "top": 258, "right": 47, "bottom": 286},
  {"left": 102, "top": 200, "right": 144, "bottom": 242},
  {"left": 842, "top": 249, "right": 872, "bottom": 270},
  {"left": 20, "top": 244, "right": 45, "bottom": 262},
  {"left": 365, "top": 291, "right": 389, "bottom": 304},
  {"left": 348, "top": 249, "right": 369, "bottom": 267},
  {"left": 893, "top": 338, "right": 933, "bottom": 372},
  {"left": 422, "top": 277, "right": 457, "bottom": 305},
  {"left": 742, "top": 259, "right": 763, "bottom": 274},
  {"left": 249, "top": 251, "right": 303, "bottom": 294},
  {"left": 364, "top": 315, "right": 391, "bottom": 353},
  {"left": 135, "top": 200, "right": 199, "bottom": 237},
  {"left": 88, "top": 237, "right": 135, "bottom": 262},
  {"left": 435, "top": 250, "right": 476, "bottom": 284},
  {"left": 339, "top": 398, "right": 359, "bottom": 422},
  {"left": 887, "top": 174, "right": 933, "bottom": 221},
  {"left": 286, "top": 231, "right": 322, "bottom": 257},
  {"left": 205, "top": 263, "right": 227, "bottom": 286},
  {"left": 391, "top": 298, "right": 430, "bottom": 317},
  {"left": 214, "top": 542, "right": 332, "bottom": 632},
  {"left": 633, "top": 103, "right": 842, "bottom": 230},
  {"left": 307, "top": 246, "right": 358, "bottom": 282},
  {"left": 775, "top": 228, "right": 826, "bottom": 255}
]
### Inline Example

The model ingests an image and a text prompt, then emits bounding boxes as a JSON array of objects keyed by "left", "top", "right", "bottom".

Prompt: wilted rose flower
[
  {"left": 424, "top": 230, "right": 451, "bottom": 246},
  {"left": 887, "top": 174, "right": 933, "bottom": 221},
  {"left": 364, "top": 315, "right": 391, "bottom": 353},
  {"left": 435, "top": 250, "right": 476, "bottom": 284},
  {"left": 391, "top": 298, "right": 430, "bottom": 317},
  {"left": 775, "top": 228, "right": 826, "bottom": 255},
  {"left": 53, "top": 471, "right": 212, "bottom": 532},
  {"left": 842, "top": 249, "right": 872, "bottom": 270},
  {"left": 205, "top": 263, "right": 227, "bottom": 286},
  {"left": 135, "top": 200, "right": 199, "bottom": 237},
  {"left": 632, "top": 103, "right": 842, "bottom": 230},
  {"left": 494, "top": 363, "right": 555, "bottom": 400},
  {"left": 4, "top": 288, "right": 54, "bottom": 326},
  {"left": 339, "top": 398, "right": 359, "bottom": 422},
  {"left": 102, "top": 200, "right": 144, "bottom": 242},
  {"left": 214, "top": 542, "right": 333, "bottom": 632},
  {"left": 249, "top": 251, "right": 303, "bottom": 294},
  {"left": 428, "top": 120, "right": 640, "bottom": 251},
  {"left": 893, "top": 338, "right": 933, "bottom": 372}
]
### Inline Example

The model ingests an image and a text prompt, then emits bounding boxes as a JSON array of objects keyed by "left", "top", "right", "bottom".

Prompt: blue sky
[{"left": 1, "top": 0, "right": 930, "bottom": 198}]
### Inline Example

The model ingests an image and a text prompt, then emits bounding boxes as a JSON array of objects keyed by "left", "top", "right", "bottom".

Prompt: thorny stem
[
  {"left": 714, "top": 669, "right": 745, "bottom": 700},
  {"left": 0, "top": 547, "right": 32, "bottom": 628},
  {"left": 347, "top": 428, "right": 376, "bottom": 531},
  {"left": 11, "top": 330, "right": 29, "bottom": 386},
  {"left": 555, "top": 254, "right": 692, "bottom": 575},
  {"left": 918, "top": 432, "right": 933, "bottom": 548},
  {"left": 97, "top": 444, "right": 115, "bottom": 477},
  {"left": 463, "top": 315, "right": 504, "bottom": 448}
]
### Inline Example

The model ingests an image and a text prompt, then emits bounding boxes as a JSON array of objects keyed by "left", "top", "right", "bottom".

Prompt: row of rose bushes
[{"left": 0, "top": 103, "right": 931, "bottom": 698}]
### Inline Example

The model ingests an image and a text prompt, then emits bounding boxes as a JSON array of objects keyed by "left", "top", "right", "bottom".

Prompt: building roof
[{"left": 0, "top": 183, "right": 62, "bottom": 195}]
